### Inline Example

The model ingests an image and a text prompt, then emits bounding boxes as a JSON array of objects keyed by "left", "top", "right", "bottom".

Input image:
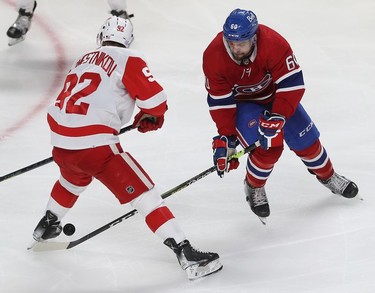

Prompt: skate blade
[
  {"left": 27, "top": 239, "right": 39, "bottom": 250},
  {"left": 8, "top": 36, "right": 25, "bottom": 46},
  {"left": 258, "top": 216, "right": 267, "bottom": 225},
  {"left": 186, "top": 259, "right": 223, "bottom": 280}
]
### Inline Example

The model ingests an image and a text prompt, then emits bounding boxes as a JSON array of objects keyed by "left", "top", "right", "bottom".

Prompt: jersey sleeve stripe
[
  {"left": 276, "top": 85, "right": 305, "bottom": 93},
  {"left": 136, "top": 91, "right": 167, "bottom": 110},
  {"left": 275, "top": 67, "right": 302, "bottom": 84}
]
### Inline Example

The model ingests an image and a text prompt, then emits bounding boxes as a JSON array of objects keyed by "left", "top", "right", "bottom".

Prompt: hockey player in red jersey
[
  {"left": 204, "top": 9, "right": 359, "bottom": 221},
  {"left": 31, "top": 16, "right": 222, "bottom": 280},
  {"left": 6, "top": 0, "right": 134, "bottom": 46}
]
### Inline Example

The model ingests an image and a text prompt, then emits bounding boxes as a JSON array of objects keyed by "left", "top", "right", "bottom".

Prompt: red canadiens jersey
[
  {"left": 203, "top": 24, "right": 305, "bottom": 136},
  {"left": 48, "top": 46, "right": 167, "bottom": 149}
]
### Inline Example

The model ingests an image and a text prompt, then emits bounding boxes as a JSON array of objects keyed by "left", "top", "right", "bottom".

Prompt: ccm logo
[
  {"left": 299, "top": 121, "right": 314, "bottom": 137},
  {"left": 260, "top": 121, "right": 283, "bottom": 128}
]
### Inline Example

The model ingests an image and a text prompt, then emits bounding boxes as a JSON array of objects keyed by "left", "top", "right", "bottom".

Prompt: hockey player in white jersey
[
  {"left": 6, "top": 0, "right": 134, "bottom": 46},
  {"left": 31, "top": 16, "right": 223, "bottom": 280}
]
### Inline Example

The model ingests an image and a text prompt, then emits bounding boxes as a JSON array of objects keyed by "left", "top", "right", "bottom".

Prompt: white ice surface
[{"left": 0, "top": 0, "right": 374, "bottom": 292}]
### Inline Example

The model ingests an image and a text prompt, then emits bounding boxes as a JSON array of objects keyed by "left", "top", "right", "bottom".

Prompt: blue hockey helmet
[{"left": 223, "top": 9, "right": 258, "bottom": 42}]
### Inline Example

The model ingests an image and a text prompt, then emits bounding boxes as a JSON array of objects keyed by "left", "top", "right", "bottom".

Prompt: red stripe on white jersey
[{"left": 48, "top": 114, "right": 118, "bottom": 137}]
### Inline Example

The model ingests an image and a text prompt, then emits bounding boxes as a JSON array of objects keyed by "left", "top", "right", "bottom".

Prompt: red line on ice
[{"left": 1, "top": 0, "right": 67, "bottom": 142}]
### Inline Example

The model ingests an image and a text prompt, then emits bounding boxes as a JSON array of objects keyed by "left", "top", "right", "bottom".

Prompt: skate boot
[
  {"left": 110, "top": 9, "right": 134, "bottom": 19},
  {"left": 164, "top": 238, "right": 223, "bottom": 280},
  {"left": 245, "top": 180, "right": 270, "bottom": 219},
  {"left": 318, "top": 172, "right": 359, "bottom": 198},
  {"left": 6, "top": 1, "right": 37, "bottom": 46},
  {"left": 33, "top": 210, "right": 62, "bottom": 242}
]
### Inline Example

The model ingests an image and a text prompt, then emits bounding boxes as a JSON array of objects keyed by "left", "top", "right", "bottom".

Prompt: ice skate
[
  {"left": 164, "top": 238, "right": 223, "bottom": 280},
  {"left": 245, "top": 180, "right": 270, "bottom": 221},
  {"left": 7, "top": 1, "right": 37, "bottom": 46},
  {"left": 32, "top": 210, "right": 62, "bottom": 242},
  {"left": 110, "top": 10, "right": 134, "bottom": 20},
  {"left": 318, "top": 172, "right": 359, "bottom": 198}
]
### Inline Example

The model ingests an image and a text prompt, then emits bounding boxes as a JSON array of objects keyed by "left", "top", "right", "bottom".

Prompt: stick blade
[{"left": 28, "top": 240, "right": 70, "bottom": 252}]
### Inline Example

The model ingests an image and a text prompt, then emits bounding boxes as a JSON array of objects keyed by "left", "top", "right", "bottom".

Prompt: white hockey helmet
[{"left": 96, "top": 16, "right": 134, "bottom": 48}]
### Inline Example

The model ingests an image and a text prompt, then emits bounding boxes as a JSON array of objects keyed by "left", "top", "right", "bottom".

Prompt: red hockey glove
[
  {"left": 258, "top": 110, "right": 286, "bottom": 150},
  {"left": 212, "top": 135, "right": 240, "bottom": 178},
  {"left": 132, "top": 111, "right": 165, "bottom": 133}
]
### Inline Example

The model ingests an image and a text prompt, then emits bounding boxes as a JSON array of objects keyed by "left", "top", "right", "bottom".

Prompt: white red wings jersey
[
  {"left": 48, "top": 45, "right": 167, "bottom": 150},
  {"left": 203, "top": 24, "right": 305, "bottom": 136}
]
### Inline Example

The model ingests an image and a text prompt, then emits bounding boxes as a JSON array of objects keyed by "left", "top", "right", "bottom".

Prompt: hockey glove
[
  {"left": 132, "top": 111, "right": 165, "bottom": 133},
  {"left": 212, "top": 135, "right": 240, "bottom": 178},
  {"left": 258, "top": 110, "right": 286, "bottom": 150}
]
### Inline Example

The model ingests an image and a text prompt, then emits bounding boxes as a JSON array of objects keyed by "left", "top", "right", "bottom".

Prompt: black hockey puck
[{"left": 63, "top": 223, "right": 76, "bottom": 236}]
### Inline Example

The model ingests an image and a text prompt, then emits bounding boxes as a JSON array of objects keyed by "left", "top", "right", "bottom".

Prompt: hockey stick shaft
[
  {"left": 1, "top": 125, "right": 134, "bottom": 183},
  {"left": 66, "top": 166, "right": 220, "bottom": 249},
  {"left": 31, "top": 141, "right": 259, "bottom": 251}
]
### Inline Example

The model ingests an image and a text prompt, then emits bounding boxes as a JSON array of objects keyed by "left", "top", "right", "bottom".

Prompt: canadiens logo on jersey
[
  {"left": 248, "top": 119, "right": 257, "bottom": 128},
  {"left": 233, "top": 73, "right": 275, "bottom": 102}
]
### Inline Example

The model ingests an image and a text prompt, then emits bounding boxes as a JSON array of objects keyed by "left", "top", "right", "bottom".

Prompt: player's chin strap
[
  {"left": 28, "top": 140, "right": 260, "bottom": 252},
  {"left": 0, "top": 125, "right": 134, "bottom": 183}
]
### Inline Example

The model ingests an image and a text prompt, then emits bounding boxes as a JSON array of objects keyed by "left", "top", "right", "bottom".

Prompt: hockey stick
[
  {"left": 29, "top": 141, "right": 260, "bottom": 252},
  {"left": 0, "top": 125, "right": 134, "bottom": 183}
]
